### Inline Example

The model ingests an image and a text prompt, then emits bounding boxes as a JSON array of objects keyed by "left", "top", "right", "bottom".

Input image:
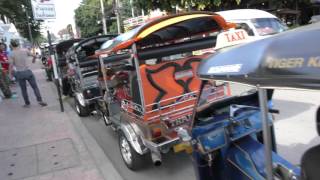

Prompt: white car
[{"left": 216, "top": 9, "right": 288, "bottom": 39}]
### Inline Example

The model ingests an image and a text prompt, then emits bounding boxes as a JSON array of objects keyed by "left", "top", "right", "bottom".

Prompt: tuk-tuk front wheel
[
  {"left": 74, "top": 97, "right": 91, "bottom": 117},
  {"left": 119, "top": 131, "right": 146, "bottom": 170}
]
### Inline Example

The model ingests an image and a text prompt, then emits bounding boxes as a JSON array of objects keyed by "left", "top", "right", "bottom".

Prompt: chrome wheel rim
[
  {"left": 120, "top": 136, "right": 132, "bottom": 165},
  {"left": 103, "top": 114, "right": 111, "bottom": 125},
  {"left": 75, "top": 103, "right": 80, "bottom": 114}
]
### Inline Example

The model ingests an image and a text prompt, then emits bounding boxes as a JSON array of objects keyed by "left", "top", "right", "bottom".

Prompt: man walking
[{"left": 9, "top": 40, "right": 47, "bottom": 107}]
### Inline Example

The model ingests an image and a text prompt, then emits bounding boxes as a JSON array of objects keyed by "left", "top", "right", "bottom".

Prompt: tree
[
  {"left": 134, "top": 0, "right": 311, "bottom": 12},
  {"left": 75, "top": 0, "right": 118, "bottom": 37},
  {"left": 75, "top": 0, "right": 142, "bottom": 37},
  {"left": 133, "top": 0, "right": 243, "bottom": 12},
  {"left": 0, "top": 0, "right": 42, "bottom": 42}
]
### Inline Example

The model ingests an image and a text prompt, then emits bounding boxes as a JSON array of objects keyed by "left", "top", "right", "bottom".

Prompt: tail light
[{"left": 151, "top": 127, "right": 162, "bottom": 139}]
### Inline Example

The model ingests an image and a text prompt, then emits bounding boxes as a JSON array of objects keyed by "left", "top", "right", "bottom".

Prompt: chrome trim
[
  {"left": 148, "top": 105, "right": 195, "bottom": 121},
  {"left": 99, "top": 55, "right": 110, "bottom": 94},
  {"left": 75, "top": 93, "right": 86, "bottom": 106},
  {"left": 82, "top": 70, "right": 99, "bottom": 76},
  {"left": 75, "top": 56, "right": 85, "bottom": 90},
  {"left": 120, "top": 118, "right": 148, "bottom": 155},
  {"left": 132, "top": 43, "right": 146, "bottom": 109},
  {"left": 143, "top": 137, "right": 180, "bottom": 153},
  {"left": 145, "top": 91, "right": 198, "bottom": 108},
  {"left": 85, "top": 96, "right": 103, "bottom": 102}
]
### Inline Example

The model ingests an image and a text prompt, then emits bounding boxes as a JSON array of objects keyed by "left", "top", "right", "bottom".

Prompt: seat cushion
[{"left": 301, "top": 145, "right": 320, "bottom": 180}]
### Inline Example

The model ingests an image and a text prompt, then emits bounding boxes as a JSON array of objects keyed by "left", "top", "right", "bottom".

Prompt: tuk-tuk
[
  {"left": 188, "top": 22, "right": 320, "bottom": 179},
  {"left": 54, "top": 39, "right": 83, "bottom": 94},
  {"left": 65, "top": 35, "right": 116, "bottom": 116},
  {"left": 95, "top": 12, "right": 239, "bottom": 170}
]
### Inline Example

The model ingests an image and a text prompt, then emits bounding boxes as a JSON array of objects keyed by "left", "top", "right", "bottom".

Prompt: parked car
[{"left": 216, "top": 9, "right": 288, "bottom": 39}]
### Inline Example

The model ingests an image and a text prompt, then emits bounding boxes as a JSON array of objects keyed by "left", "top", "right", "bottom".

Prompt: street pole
[
  {"left": 47, "top": 30, "right": 64, "bottom": 112},
  {"left": 115, "top": 0, "right": 122, "bottom": 34},
  {"left": 99, "top": 0, "right": 108, "bottom": 34},
  {"left": 130, "top": 0, "right": 135, "bottom": 17},
  {"left": 23, "top": 2, "right": 33, "bottom": 46}
]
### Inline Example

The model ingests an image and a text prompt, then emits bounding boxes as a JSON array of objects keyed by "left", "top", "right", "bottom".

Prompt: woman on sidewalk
[
  {"left": 9, "top": 40, "right": 47, "bottom": 107},
  {"left": 0, "top": 42, "right": 12, "bottom": 98}
]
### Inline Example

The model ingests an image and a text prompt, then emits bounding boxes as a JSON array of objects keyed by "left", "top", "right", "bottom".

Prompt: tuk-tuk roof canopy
[
  {"left": 73, "top": 35, "right": 117, "bottom": 53},
  {"left": 198, "top": 22, "right": 320, "bottom": 90},
  {"left": 55, "top": 39, "right": 83, "bottom": 56},
  {"left": 98, "top": 12, "right": 232, "bottom": 55}
]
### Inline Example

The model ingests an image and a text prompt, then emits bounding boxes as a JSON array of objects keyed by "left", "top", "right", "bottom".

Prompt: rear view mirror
[{"left": 316, "top": 107, "right": 320, "bottom": 136}]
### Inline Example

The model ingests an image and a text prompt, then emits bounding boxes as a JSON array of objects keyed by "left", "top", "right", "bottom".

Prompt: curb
[{"left": 50, "top": 84, "right": 123, "bottom": 180}]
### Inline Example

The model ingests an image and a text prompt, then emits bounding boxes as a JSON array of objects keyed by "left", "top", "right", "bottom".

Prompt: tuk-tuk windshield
[{"left": 252, "top": 18, "right": 288, "bottom": 36}]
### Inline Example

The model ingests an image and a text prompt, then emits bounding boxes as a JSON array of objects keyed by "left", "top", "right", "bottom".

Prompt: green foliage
[
  {"left": 133, "top": 0, "right": 245, "bottom": 12},
  {"left": 75, "top": 0, "right": 104, "bottom": 37},
  {"left": 75, "top": 0, "right": 137, "bottom": 37},
  {"left": 34, "top": 34, "right": 47, "bottom": 44},
  {"left": 75, "top": 0, "right": 119, "bottom": 37},
  {"left": 0, "top": 0, "right": 42, "bottom": 42}
]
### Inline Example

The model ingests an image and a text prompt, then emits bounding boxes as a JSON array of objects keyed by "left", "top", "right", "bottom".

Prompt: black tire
[
  {"left": 96, "top": 101, "right": 111, "bottom": 126},
  {"left": 118, "top": 131, "right": 147, "bottom": 171},
  {"left": 101, "top": 110, "right": 111, "bottom": 126},
  {"left": 0, "top": 74, "right": 12, "bottom": 98},
  {"left": 68, "top": 87, "right": 74, "bottom": 97},
  {"left": 62, "top": 78, "right": 70, "bottom": 96},
  {"left": 74, "top": 96, "right": 91, "bottom": 117}
]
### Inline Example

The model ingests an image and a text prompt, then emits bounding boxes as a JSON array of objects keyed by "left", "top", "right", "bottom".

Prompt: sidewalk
[{"left": 0, "top": 60, "right": 122, "bottom": 180}]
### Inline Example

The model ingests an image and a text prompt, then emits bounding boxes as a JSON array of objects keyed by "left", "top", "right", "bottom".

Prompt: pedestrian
[
  {"left": 8, "top": 39, "right": 47, "bottom": 107},
  {"left": 45, "top": 53, "right": 53, "bottom": 81},
  {"left": 0, "top": 42, "right": 12, "bottom": 98},
  {"left": 0, "top": 42, "right": 10, "bottom": 72}
]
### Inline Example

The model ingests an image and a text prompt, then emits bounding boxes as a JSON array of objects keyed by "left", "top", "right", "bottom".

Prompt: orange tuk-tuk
[{"left": 95, "top": 12, "right": 236, "bottom": 170}]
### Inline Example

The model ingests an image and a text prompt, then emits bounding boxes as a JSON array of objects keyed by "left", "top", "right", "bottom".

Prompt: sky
[{"left": 41, "top": 0, "right": 82, "bottom": 36}]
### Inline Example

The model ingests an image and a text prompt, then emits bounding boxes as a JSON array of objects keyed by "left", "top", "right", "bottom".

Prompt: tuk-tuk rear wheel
[
  {"left": 102, "top": 113, "right": 111, "bottom": 126},
  {"left": 74, "top": 97, "right": 91, "bottom": 117},
  {"left": 118, "top": 131, "right": 147, "bottom": 170}
]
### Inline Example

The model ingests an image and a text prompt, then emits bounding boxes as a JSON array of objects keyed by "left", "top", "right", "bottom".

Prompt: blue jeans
[{"left": 15, "top": 70, "right": 42, "bottom": 104}]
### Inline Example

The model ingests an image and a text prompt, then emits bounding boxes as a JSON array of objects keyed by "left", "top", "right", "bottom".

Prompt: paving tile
[
  {"left": 0, "top": 146, "right": 37, "bottom": 180},
  {"left": 37, "top": 139, "right": 80, "bottom": 174}
]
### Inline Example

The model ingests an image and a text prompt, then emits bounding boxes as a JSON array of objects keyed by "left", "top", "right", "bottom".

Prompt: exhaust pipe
[{"left": 151, "top": 153, "right": 162, "bottom": 166}]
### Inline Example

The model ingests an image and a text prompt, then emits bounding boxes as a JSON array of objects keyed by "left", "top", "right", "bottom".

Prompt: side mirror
[{"left": 316, "top": 107, "right": 320, "bottom": 136}]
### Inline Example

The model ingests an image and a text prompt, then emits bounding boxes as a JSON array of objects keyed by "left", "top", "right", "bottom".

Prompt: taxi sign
[{"left": 215, "top": 29, "right": 250, "bottom": 50}]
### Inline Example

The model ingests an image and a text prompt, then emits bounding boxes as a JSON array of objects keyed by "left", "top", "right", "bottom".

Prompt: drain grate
[{"left": 0, "top": 138, "right": 79, "bottom": 180}]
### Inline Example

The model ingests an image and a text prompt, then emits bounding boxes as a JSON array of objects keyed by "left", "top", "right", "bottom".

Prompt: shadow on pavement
[
  {"left": 273, "top": 99, "right": 314, "bottom": 121},
  {"left": 277, "top": 137, "right": 320, "bottom": 165}
]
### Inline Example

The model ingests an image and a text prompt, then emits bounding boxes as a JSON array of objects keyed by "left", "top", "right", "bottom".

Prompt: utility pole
[
  {"left": 100, "top": 0, "right": 108, "bottom": 34},
  {"left": 130, "top": 0, "right": 135, "bottom": 17},
  {"left": 26, "top": 10, "right": 34, "bottom": 45},
  {"left": 47, "top": 29, "right": 64, "bottom": 112},
  {"left": 23, "top": 2, "right": 33, "bottom": 46},
  {"left": 115, "top": 0, "right": 122, "bottom": 34}
]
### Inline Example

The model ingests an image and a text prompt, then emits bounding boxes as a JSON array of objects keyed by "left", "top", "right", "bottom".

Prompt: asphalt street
[
  {"left": 67, "top": 98, "right": 196, "bottom": 180},
  {"left": 67, "top": 86, "right": 320, "bottom": 180}
]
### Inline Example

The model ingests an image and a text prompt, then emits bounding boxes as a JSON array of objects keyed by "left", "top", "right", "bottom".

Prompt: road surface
[{"left": 67, "top": 86, "right": 320, "bottom": 179}]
